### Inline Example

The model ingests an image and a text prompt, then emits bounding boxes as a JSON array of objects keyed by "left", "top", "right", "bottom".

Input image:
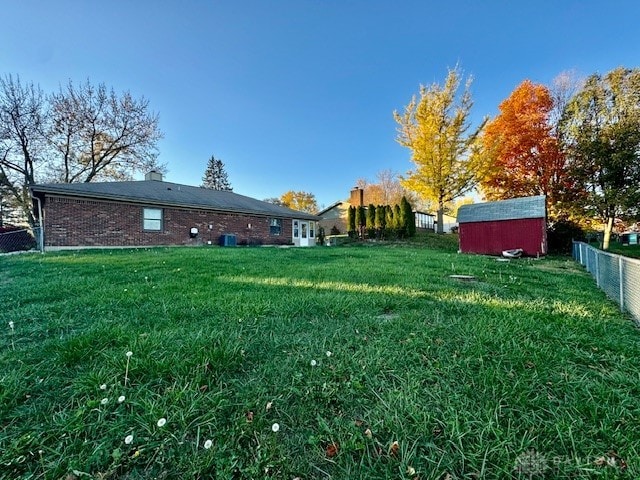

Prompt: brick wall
[{"left": 43, "top": 195, "right": 293, "bottom": 247}]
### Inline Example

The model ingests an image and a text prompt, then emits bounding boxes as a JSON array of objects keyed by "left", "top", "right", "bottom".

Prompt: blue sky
[{"left": 3, "top": 1, "right": 640, "bottom": 208}]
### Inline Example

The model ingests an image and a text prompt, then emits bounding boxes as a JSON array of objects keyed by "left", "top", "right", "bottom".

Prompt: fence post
[
  {"left": 586, "top": 245, "right": 589, "bottom": 271},
  {"left": 619, "top": 256, "right": 624, "bottom": 312},
  {"left": 595, "top": 250, "right": 600, "bottom": 287}
]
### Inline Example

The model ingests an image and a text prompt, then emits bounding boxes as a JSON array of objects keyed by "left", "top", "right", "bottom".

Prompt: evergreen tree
[
  {"left": 375, "top": 204, "right": 386, "bottom": 239},
  {"left": 355, "top": 205, "right": 366, "bottom": 239},
  {"left": 201, "top": 155, "right": 232, "bottom": 191},
  {"left": 347, "top": 206, "right": 356, "bottom": 237},
  {"left": 401, "top": 196, "right": 416, "bottom": 237},
  {"left": 385, "top": 205, "right": 395, "bottom": 238},
  {"left": 366, "top": 204, "right": 376, "bottom": 239}
]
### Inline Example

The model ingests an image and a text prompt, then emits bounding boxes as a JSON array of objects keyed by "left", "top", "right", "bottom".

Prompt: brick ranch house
[{"left": 30, "top": 172, "right": 320, "bottom": 249}]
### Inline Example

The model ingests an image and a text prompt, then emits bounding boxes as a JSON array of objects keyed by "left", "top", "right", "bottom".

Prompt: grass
[
  {"left": 601, "top": 242, "right": 640, "bottom": 259},
  {"left": 1, "top": 242, "right": 639, "bottom": 479}
]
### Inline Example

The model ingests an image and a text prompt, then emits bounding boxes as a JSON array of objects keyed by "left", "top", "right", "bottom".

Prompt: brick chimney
[{"left": 349, "top": 187, "right": 364, "bottom": 207}]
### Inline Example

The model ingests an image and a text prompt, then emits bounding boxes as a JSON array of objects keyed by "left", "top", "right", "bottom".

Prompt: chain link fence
[
  {"left": 573, "top": 241, "right": 640, "bottom": 325},
  {"left": 0, "top": 226, "right": 42, "bottom": 253}
]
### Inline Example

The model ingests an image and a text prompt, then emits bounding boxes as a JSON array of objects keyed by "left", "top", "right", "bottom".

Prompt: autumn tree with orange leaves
[{"left": 478, "top": 80, "right": 574, "bottom": 221}]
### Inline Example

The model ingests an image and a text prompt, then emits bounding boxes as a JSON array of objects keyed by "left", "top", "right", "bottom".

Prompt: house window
[
  {"left": 143, "top": 208, "right": 163, "bottom": 231},
  {"left": 293, "top": 220, "right": 299, "bottom": 238},
  {"left": 270, "top": 218, "right": 282, "bottom": 235},
  {"left": 309, "top": 222, "right": 315, "bottom": 238}
]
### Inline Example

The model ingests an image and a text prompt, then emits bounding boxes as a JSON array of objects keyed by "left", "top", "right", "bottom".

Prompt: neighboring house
[
  {"left": 457, "top": 195, "right": 547, "bottom": 256},
  {"left": 317, "top": 201, "right": 349, "bottom": 234},
  {"left": 30, "top": 172, "right": 319, "bottom": 249},
  {"left": 437, "top": 213, "right": 458, "bottom": 233},
  {"left": 317, "top": 187, "right": 436, "bottom": 234}
]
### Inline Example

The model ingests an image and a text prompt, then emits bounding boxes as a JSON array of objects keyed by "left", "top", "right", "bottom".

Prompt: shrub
[{"left": 547, "top": 219, "right": 585, "bottom": 254}]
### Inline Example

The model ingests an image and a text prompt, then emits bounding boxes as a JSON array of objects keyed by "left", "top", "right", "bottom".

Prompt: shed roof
[
  {"left": 31, "top": 180, "right": 319, "bottom": 220},
  {"left": 457, "top": 195, "right": 546, "bottom": 223}
]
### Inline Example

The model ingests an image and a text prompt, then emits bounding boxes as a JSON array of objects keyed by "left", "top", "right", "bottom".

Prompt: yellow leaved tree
[{"left": 394, "top": 67, "right": 485, "bottom": 233}]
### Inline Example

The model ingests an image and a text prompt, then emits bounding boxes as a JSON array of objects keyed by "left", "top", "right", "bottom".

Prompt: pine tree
[
  {"left": 366, "top": 204, "right": 376, "bottom": 239},
  {"left": 400, "top": 196, "right": 416, "bottom": 237},
  {"left": 355, "top": 205, "right": 366, "bottom": 239},
  {"left": 347, "top": 206, "right": 356, "bottom": 237},
  {"left": 385, "top": 205, "right": 395, "bottom": 238},
  {"left": 202, "top": 155, "right": 232, "bottom": 191},
  {"left": 375, "top": 204, "right": 386, "bottom": 239}
]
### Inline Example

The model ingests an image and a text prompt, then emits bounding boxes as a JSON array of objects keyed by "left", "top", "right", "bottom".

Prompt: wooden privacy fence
[{"left": 573, "top": 241, "right": 640, "bottom": 325}]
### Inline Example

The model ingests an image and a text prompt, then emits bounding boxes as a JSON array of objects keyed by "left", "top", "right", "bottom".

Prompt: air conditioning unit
[{"left": 219, "top": 234, "right": 237, "bottom": 247}]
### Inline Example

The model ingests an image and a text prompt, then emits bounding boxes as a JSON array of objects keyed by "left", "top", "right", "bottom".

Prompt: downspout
[{"left": 33, "top": 194, "right": 45, "bottom": 253}]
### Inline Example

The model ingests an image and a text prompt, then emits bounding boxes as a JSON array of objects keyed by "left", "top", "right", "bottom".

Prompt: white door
[{"left": 300, "top": 222, "right": 309, "bottom": 246}]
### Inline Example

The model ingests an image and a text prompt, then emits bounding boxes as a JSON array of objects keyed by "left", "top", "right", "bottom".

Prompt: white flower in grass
[
  {"left": 124, "top": 434, "right": 134, "bottom": 445},
  {"left": 118, "top": 395, "right": 126, "bottom": 403},
  {"left": 203, "top": 439, "right": 213, "bottom": 449},
  {"left": 310, "top": 359, "right": 317, "bottom": 367},
  {"left": 326, "top": 351, "right": 332, "bottom": 357},
  {"left": 100, "top": 384, "right": 107, "bottom": 390},
  {"left": 157, "top": 417, "right": 167, "bottom": 427},
  {"left": 9, "top": 321, "right": 14, "bottom": 330},
  {"left": 126, "top": 351, "right": 133, "bottom": 358},
  {"left": 100, "top": 398, "right": 109, "bottom": 405},
  {"left": 271, "top": 423, "right": 280, "bottom": 432}
]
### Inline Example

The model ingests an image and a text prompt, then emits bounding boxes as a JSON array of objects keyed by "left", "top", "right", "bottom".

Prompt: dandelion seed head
[
  {"left": 310, "top": 359, "right": 317, "bottom": 367},
  {"left": 9, "top": 321, "right": 14, "bottom": 329},
  {"left": 124, "top": 434, "right": 134, "bottom": 445},
  {"left": 157, "top": 417, "right": 167, "bottom": 427},
  {"left": 271, "top": 423, "right": 280, "bottom": 432},
  {"left": 100, "top": 384, "right": 107, "bottom": 390},
  {"left": 126, "top": 351, "right": 133, "bottom": 358},
  {"left": 100, "top": 398, "right": 109, "bottom": 405},
  {"left": 118, "top": 395, "right": 126, "bottom": 403},
  {"left": 326, "top": 351, "right": 332, "bottom": 357},
  {"left": 204, "top": 439, "right": 213, "bottom": 449}
]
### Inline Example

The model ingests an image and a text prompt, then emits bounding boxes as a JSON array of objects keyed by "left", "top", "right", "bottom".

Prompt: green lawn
[
  {"left": 1, "top": 243, "right": 639, "bottom": 479},
  {"left": 602, "top": 243, "right": 640, "bottom": 259}
]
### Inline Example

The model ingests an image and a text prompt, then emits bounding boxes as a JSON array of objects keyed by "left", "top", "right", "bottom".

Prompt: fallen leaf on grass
[
  {"left": 389, "top": 441, "right": 399, "bottom": 457},
  {"left": 354, "top": 419, "right": 364, "bottom": 427},
  {"left": 266, "top": 401, "right": 273, "bottom": 411},
  {"left": 325, "top": 442, "right": 339, "bottom": 458},
  {"left": 245, "top": 411, "right": 254, "bottom": 422},
  {"left": 594, "top": 451, "right": 627, "bottom": 470},
  {"left": 364, "top": 428, "right": 373, "bottom": 439}
]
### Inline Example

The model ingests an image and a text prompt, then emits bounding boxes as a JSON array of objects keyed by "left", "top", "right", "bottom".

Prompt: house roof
[
  {"left": 316, "top": 201, "right": 344, "bottom": 217},
  {"left": 457, "top": 195, "right": 546, "bottom": 223},
  {"left": 31, "top": 180, "right": 320, "bottom": 220}
]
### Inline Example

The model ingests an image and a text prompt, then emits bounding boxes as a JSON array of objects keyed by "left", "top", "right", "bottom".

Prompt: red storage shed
[{"left": 457, "top": 195, "right": 547, "bottom": 256}]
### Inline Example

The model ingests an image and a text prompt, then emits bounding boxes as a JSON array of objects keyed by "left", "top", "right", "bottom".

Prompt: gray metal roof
[
  {"left": 31, "top": 180, "right": 320, "bottom": 220},
  {"left": 457, "top": 195, "right": 546, "bottom": 223}
]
